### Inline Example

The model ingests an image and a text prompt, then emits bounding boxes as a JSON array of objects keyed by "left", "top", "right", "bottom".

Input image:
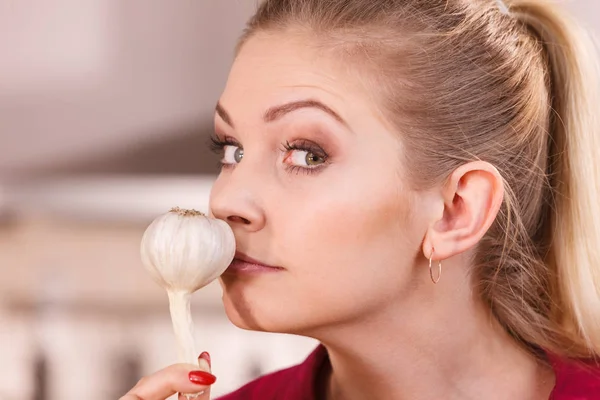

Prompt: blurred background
[{"left": 0, "top": 1, "right": 597, "bottom": 399}]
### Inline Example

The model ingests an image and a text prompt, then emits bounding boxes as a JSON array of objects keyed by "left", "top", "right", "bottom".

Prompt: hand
[{"left": 120, "top": 352, "right": 215, "bottom": 400}]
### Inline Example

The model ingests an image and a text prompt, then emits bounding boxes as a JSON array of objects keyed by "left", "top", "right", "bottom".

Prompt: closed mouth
[{"left": 224, "top": 252, "right": 284, "bottom": 273}]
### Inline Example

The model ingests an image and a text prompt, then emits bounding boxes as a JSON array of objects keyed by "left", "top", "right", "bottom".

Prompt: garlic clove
[{"left": 140, "top": 207, "right": 236, "bottom": 293}]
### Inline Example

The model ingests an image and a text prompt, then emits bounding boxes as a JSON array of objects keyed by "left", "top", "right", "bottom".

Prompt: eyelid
[
  {"left": 282, "top": 139, "right": 328, "bottom": 157},
  {"left": 213, "top": 134, "right": 240, "bottom": 146},
  {"left": 209, "top": 134, "right": 240, "bottom": 151}
]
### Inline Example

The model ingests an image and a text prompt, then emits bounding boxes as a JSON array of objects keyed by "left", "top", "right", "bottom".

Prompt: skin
[
  {"left": 120, "top": 363, "right": 211, "bottom": 400},
  {"left": 123, "top": 32, "right": 556, "bottom": 400}
]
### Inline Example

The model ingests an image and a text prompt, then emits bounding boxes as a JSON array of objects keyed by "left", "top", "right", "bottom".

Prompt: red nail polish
[
  {"left": 189, "top": 370, "right": 216, "bottom": 385},
  {"left": 199, "top": 351, "right": 211, "bottom": 368}
]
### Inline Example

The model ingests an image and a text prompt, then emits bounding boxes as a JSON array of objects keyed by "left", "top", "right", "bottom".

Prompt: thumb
[{"left": 179, "top": 352, "right": 212, "bottom": 400}]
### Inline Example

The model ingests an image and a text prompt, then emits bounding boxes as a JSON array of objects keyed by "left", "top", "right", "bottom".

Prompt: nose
[{"left": 209, "top": 172, "right": 266, "bottom": 233}]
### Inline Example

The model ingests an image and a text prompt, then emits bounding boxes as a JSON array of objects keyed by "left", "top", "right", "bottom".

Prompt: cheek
[
  {"left": 280, "top": 174, "right": 417, "bottom": 295},
  {"left": 245, "top": 176, "right": 421, "bottom": 334},
  {"left": 221, "top": 191, "right": 417, "bottom": 333}
]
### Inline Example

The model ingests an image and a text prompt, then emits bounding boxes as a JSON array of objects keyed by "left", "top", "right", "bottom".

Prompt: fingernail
[
  {"left": 189, "top": 370, "right": 216, "bottom": 385},
  {"left": 199, "top": 351, "right": 211, "bottom": 368}
]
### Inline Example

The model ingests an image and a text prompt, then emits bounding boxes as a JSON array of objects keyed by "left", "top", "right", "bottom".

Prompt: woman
[{"left": 121, "top": 0, "right": 600, "bottom": 399}]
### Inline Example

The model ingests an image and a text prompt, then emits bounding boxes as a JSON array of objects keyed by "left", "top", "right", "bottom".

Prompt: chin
[
  {"left": 220, "top": 287, "right": 288, "bottom": 332},
  {"left": 219, "top": 279, "right": 322, "bottom": 335},
  {"left": 221, "top": 291, "right": 263, "bottom": 331}
]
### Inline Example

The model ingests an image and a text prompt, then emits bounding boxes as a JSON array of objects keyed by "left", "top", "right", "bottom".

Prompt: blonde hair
[{"left": 239, "top": 0, "right": 600, "bottom": 359}]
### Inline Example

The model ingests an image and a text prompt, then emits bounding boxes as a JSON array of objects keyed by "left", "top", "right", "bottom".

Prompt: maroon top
[{"left": 216, "top": 345, "right": 600, "bottom": 400}]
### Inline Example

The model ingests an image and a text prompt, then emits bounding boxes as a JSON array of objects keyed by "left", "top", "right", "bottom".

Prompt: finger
[
  {"left": 198, "top": 351, "right": 212, "bottom": 398},
  {"left": 124, "top": 363, "right": 215, "bottom": 400},
  {"left": 177, "top": 351, "right": 211, "bottom": 400},
  {"left": 198, "top": 351, "right": 211, "bottom": 373},
  {"left": 178, "top": 352, "right": 213, "bottom": 400}
]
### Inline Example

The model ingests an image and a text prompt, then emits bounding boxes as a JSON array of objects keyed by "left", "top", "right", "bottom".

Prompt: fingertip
[
  {"left": 199, "top": 351, "right": 211, "bottom": 366},
  {"left": 198, "top": 351, "right": 211, "bottom": 372}
]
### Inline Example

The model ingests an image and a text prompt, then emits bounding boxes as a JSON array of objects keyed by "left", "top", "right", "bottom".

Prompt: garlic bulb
[{"left": 140, "top": 207, "right": 235, "bottom": 365}]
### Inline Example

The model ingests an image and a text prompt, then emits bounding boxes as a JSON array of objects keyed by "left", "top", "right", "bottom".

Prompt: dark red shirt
[{"left": 216, "top": 345, "right": 600, "bottom": 399}]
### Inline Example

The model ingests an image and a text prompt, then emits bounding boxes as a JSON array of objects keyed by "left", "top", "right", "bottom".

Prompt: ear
[{"left": 422, "top": 161, "right": 504, "bottom": 261}]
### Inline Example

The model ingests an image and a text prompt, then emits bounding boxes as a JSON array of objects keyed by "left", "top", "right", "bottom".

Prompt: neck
[{"left": 312, "top": 271, "right": 555, "bottom": 400}]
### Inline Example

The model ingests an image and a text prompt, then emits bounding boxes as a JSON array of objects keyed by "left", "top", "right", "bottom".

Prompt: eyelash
[
  {"left": 208, "top": 134, "right": 329, "bottom": 175},
  {"left": 209, "top": 134, "right": 239, "bottom": 153}
]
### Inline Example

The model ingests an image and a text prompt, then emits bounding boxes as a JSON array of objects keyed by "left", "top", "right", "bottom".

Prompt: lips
[{"left": 224, "top": 252, "right": 284, "bottom": 274}]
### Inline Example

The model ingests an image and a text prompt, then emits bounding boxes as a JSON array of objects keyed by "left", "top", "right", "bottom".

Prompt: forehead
[{"left": 220, "top": 33, "right": 375, "bottom": 118}]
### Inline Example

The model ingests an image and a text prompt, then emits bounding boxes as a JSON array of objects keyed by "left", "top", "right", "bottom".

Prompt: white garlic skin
[{"left": 140, "top": 208, "right": 236, "bottom": 293}]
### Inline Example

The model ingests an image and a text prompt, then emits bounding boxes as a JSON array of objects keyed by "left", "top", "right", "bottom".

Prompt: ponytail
[{"left": 511, "top": 0, "right": 600, "bottom": 357}]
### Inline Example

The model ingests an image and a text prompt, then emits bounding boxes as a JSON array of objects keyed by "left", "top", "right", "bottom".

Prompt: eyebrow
[
  {"left": 264, "top": 99, "right": 348, "bottom": 127},
  {"left": 215, "top": 102, "right": 234, "bottom": 127},
  {"left": 215, "top": 99, "right": 348, "bottom": 128}
]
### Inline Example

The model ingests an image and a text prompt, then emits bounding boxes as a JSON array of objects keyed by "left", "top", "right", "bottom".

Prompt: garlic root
[{"left": 168, "top": 290, "right": 196, "bottom": 365}]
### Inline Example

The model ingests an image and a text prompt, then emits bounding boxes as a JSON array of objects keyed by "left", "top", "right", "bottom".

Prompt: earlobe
[{"left": 422, "top": 161, "right": 504, "bottom": 261}]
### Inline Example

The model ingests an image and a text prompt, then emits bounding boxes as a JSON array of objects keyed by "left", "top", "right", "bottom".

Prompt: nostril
[{"left": 227, "top": 215, "right": 251, "bottom": 224}]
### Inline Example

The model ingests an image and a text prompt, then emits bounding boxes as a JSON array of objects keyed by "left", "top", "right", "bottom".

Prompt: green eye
[{"left": 305, "top": 153, "right": 325, "bottom": 166}]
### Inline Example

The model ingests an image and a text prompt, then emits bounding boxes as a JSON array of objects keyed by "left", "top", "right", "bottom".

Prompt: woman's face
[{"left": 210, "top": 33, "right": 428, "bottom": 334}]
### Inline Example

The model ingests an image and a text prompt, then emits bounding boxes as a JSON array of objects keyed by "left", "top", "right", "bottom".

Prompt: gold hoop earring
[{"left": 429, "top": 250, "right": 442, "bottom": 284}]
